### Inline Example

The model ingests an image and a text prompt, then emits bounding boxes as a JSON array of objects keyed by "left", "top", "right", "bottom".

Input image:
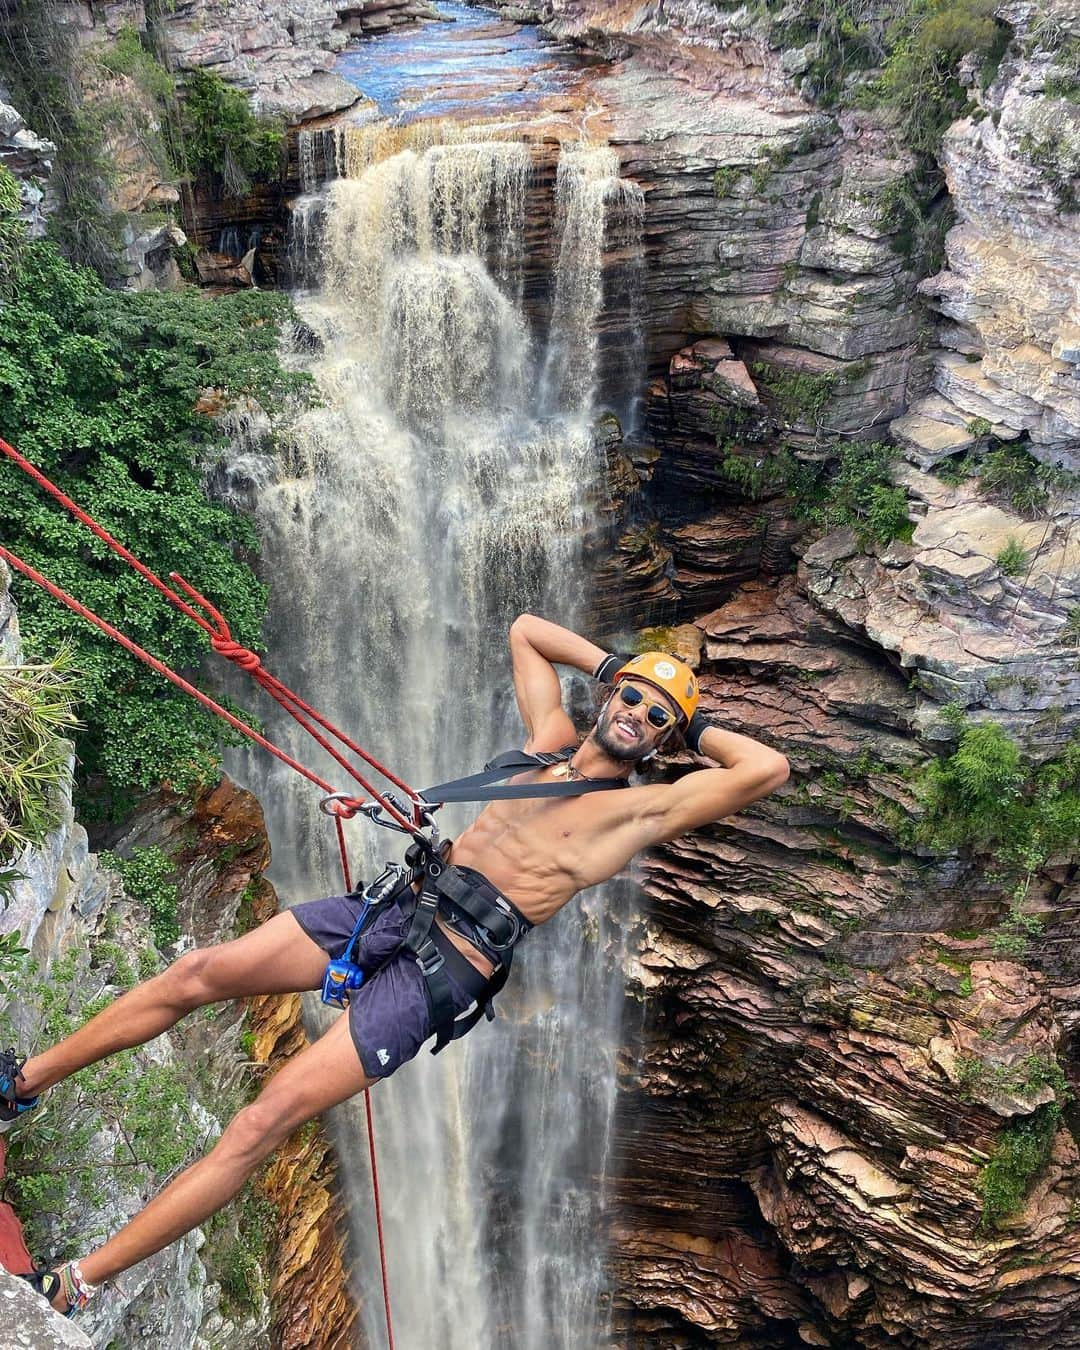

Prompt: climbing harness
[
  {"left": 320, "top": 748, "right": 628, "bottom": 1049},
  {"left": 0, "top": 435, "right": 630, "bottom": 1349}
]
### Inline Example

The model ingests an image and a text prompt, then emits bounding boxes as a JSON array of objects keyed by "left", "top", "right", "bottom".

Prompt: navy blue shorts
[{"left": 290, "top": 887, "right": 499, "bottom": 1080}]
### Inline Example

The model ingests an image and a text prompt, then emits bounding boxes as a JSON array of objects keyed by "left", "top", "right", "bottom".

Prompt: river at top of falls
[{"left": 224, "top": 25, "right": 645, "bottom": 1347}]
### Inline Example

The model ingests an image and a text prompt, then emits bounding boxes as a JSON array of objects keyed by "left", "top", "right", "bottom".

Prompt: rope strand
[{"left": 1, "top": 436, "right": 398, "bottom": 1348}]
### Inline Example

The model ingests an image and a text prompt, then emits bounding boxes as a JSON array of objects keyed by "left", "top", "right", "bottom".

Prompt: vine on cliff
[
  {"left": 0, "top": 0, "right": 128, "bottom": 271},
  {"left": 172, "top": 69, "right": 284, "bottom": 201}
]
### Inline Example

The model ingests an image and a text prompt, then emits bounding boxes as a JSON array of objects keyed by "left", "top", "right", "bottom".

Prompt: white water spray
[{"left": 228, "top": 126, "right": 641, "bottom": 1348}]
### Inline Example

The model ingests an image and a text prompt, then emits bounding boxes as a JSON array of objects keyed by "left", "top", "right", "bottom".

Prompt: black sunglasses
[{"left": 618, "top": 684, "right": 676, "bottom": 730}]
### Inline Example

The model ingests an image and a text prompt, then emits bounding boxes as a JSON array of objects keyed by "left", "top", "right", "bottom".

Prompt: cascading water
[{"left": 227, "top": 123, "right": 643, "bottom": 1348}]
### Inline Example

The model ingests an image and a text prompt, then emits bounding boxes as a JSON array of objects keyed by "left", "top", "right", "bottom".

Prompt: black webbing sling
[{"left": 419, "top": 746, "right": 628, "bottom": 805}]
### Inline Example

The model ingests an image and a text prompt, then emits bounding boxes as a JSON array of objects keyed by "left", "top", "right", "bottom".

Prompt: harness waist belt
[{"left": 434, "top": 864, "right": 532, "bottom": 950}]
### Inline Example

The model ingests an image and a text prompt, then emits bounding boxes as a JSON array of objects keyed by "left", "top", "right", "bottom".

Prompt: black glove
[
  {"left": 685, "top": 710, "right": 712, "bottom": 755},
  {"left": 593, "top": 652, "right": 630, "bottom": 683}
]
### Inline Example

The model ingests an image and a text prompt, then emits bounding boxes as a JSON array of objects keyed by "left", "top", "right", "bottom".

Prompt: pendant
[{"left": 552, "top": 763, "right": 572, "bottom": 778}]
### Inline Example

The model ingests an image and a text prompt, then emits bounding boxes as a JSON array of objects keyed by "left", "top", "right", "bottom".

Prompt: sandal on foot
[
  {"left": 21, "top": 1261, "right": 96, "bottom": 1317},
  {"left": 0, "top": 1046, "right": 38, "bottom": 1124}
]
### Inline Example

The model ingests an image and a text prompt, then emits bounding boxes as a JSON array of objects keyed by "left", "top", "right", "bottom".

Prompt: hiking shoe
[
  {"left": 0, "top": 1046, "right": 39, "bottom": 1124},
  {"left": 21, "top": 1262, "right": 96, "bottom": 1318}
]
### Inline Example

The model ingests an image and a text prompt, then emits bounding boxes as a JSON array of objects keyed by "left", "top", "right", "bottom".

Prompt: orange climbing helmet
[{"left": 613, "top": 652, "right": 699, "bottom": 726}]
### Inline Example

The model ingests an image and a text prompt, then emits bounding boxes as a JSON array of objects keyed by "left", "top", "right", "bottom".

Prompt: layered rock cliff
[{"left": 570, "top": 1, "right": 1080, "bottom": 1344}]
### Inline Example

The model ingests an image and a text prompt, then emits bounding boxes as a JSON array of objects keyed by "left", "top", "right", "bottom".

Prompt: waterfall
[
  {"left": 227, "top": 127, "right": 642, "bottom": 1348},
  {"left": 540, "top": 145, "right": 645, "bottom": 418}
]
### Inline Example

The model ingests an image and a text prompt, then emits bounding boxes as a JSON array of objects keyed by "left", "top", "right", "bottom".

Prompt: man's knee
[
  {"left": 217, "top": 1095, "right": 302, "bottom": 1168},
  {"left": 163, "top": 947, "right": 226, "bottom": 1011}
]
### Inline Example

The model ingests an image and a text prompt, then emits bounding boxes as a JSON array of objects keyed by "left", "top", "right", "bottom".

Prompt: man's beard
[{"left": 592, "top": 707, "right": 649, "bottom": 764}]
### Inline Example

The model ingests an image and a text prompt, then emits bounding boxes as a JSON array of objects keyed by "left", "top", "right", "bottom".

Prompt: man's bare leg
[
  {"left": 16, "top": 913, "right": 329, "bottom": 1098},
  {"left": 45, "top": 1014, "right": 373, "bottom": 1311}
]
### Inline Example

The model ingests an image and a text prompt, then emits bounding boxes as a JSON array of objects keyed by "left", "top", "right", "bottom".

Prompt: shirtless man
[{"left": 1, "top": 613, "right": 788, "bottom": 1315}]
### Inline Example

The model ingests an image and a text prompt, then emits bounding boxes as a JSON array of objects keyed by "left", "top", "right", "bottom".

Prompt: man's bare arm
[
  {"left": 509, "top": 614, "right": 606, "bottom": 752},
  {"left": 634, "top": 723, "right": 789, "bottom": 845}
]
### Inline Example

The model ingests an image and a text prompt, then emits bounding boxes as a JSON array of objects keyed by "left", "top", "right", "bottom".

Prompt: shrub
[
  {"left": 1, "top": 947, "right": 203, "bottom": 1260},
  {"left": 979, "top": 442, "right": 1078, "bottom": 516},
  {"left": 996, "top": 537, "right": 1029, "bottom": 576},
  {"left": 100, "top": 845, "right": 180, "bottom": 949},
  {"left": 0, "top": 652, "right": 81, "bottom": 866},
  {"left": 751, "top": 362, "right": 839, "bottom": 426},
  {"left": 0, "top": 239, "right": 309, "bottom": 813},
  {"left": 977, "top": 1103, "right": 1061, "bottom": 1230},
  {"left": 911, "top": 724, "right": 1080, "bottom": 902},
  {"left": 94, "top": 24, "right": 175, "bottom": 103},
  {"left": 870, "top": 0, "right": 1010, "bottom": 157},
  {"left": 802, "top": 441, "right": 913, "bottom": 546},
  {"left": 175, "top": 69, "right": 283, "bottom": 199}
]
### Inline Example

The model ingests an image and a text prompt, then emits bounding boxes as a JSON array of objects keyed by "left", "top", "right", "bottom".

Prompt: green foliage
[
  {"left": 874, "top": 171, "right": 952, "bottom": 269},
  {"left": 996, "top": 536, "right": 1029, "bottom": 577},
  {"left": 713, "top": 166, "right": 742, "bottom": 198},
  {"left": 2, "top": 947, "right": 203, "bottom": 1260},
  {"left": 100, "top": 845, "right": 180, "bottom": 948},
  {"left": 0, "top": 930, "right": 30, "bottom": 987},
  {"left": 990, "top": 904, "right": 1045, "bottom": 960},
  {"left": 977, "top": 1103, "right": 1061, "bottom": 1229},
  {"left": 752, "top": 361, "right": 839, "bottom": 426},
  {"left": 1017, "top": 127, "right": 1080, "bottom": 212},
  {"left": 869, "top": 0, "right": 1009, "bottom": 157},
  {"left": 717, "top": 435, "right": 913, "bottom": 548},
  {"left": 1044, "top": 39, "right": 1080, "bottom": 101},
  {"left": 967, "top": 416, "right": 992, "bottom": 438},
  {"left": 762, "top": 0, "right": 1011, "bottom": 160},
  {"left": 1063, "top": 607, "right": 1080, "bottom": 649},
  {"left": 0, "top": 165, "right": 24, "bottom": 291},
  {"left": 801, "top": 440, "right": 913, "bottom": 546},
  {"left": 912, "top": 720, "right": 1025, "bottom": 852},
  {"left": 978, "top": 441, "right": 1078, "bottom": 516},
  {"left": 0, "top": 0, "right": 127, "bottom": 271},
  {"left": 0, "top": 240, "right": 309, "bottom": 812},
  {"left": 203, "top": 1184, "right": 276, "bottom": 1318},
  {"left": 0, "top": 653, "right": 81, "bottom": 865},
  {"left": 174, "top": 69, "right": 283, "bottom": 199},
  {"left": 94, "top": 24, "right": 176, "bottom": 102},
  {"left": 957, "top": 1051, "right": 1068, "bottom": 1100},
  {"left": 719, "top": 448, "right": 800, "bottom": 502},
  {"left": 911, "top": 723, "right": 1080, "bottom": 907}
]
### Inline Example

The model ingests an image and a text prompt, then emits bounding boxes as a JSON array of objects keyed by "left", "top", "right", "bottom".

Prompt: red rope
[
  {"left": 0, "top": 436, "right": 420, "bottom": 832},
  {"left": 1, "top": 436, "right": 399, "bottom": 1348},
  {"left": 364, "top": 1089, "right": 396, "bottom": 1350}
]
